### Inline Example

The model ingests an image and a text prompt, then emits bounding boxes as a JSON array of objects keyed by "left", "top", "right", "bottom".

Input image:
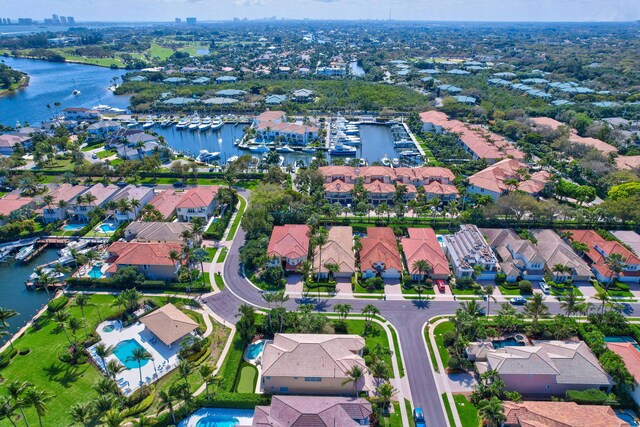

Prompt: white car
[{"left": 538, "top": 281, "right": 549, "bottom": 294}]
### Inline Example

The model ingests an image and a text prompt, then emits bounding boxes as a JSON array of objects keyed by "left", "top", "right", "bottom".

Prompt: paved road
[{"left": 202, "top": 190, "right": 640, "bottom": 426}]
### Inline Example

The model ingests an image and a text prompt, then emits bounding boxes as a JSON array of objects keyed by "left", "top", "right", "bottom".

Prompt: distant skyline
[{"left": 1, "top": 0, "right": 639, "bottom": 23}]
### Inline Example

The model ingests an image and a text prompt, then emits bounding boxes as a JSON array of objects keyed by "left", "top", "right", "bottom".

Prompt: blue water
[
  {"left": 180, "top": 408, "right": 254, "bottom": 427},
  {"left": 617, "top": 410, "right": 640, "bottom": 426},
  {"left": 98, "top": 222, "right": 117, "bottom": 233},
  {"left": 63, "top": 223, "right": 85, "bottom": 231},
  {"left": 88, "top": 265, "right": 103, "bottom": 279},
  {"left": 492, "top": 338, "right": 524, "bottom": 349},
  {"left": 437, "top": 235, "right": 444, "bottom": 243},
  {"left": 113, "top": 339, "right": 149, "bottom": 369},
  {"left": 605, "top": 336, "right": 640, "bottom": 351},
  {"left": 246, "top": 341, "right": 266, "bottom": 359},
  {"left": 0, "top": 57, "right": 129, "bottom": 126}
]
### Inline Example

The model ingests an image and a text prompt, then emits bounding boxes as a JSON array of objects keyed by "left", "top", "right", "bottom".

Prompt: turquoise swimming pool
[
  {"left": 63, "top": 223, "right": 85, "bottom": 231},
  {"left": 492, "top": 338, "right": 525, "bottom": 349},
  {"left": 88, "top": 265, "right": 103, "bottom": 278},
  {"left": 179, "top": 408, "right": 254, "bottom": 427},
  {"left": 98, "top": 222, "right": 117, "bottom": 233},
  {"left": 246, "top": 341, "right": 266, "bottom": 359},
  {"left": 113, "top": 339, "right": 149, "bottom": 369},
  {"left": 605, "top": 336, "right": 640, "bottom": 351}
]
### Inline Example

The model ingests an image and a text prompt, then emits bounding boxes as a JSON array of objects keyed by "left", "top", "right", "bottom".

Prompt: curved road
[{"left": 202, "top": 191, "right": 640, "bottom": 426}]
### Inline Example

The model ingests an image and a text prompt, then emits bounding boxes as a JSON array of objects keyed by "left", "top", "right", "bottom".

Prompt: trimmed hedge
[
  {"left": 566, "top": 388, "right": 610, "bottom": 405},
  {"left": 0, "top": 347, "right": 17, "bottom": 368},
  {"left": 193, "top": 392, "right": 270, "bottom": 409},
  {"left": 66, "top": 277, "right": 207, "bottom": 292},
  {"left": 218, "top": 332, "right": 245, "bottom": 392}
]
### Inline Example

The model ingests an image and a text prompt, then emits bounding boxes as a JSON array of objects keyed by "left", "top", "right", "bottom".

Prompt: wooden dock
[{"left": 22, "top": 243, "right": 47, "bottom": 263}]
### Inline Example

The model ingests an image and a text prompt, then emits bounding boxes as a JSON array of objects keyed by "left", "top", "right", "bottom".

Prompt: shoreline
[
  {"left": 0, "top": 74, "right": 30, "bottom": 98},
  {"left": 3, "top": 54, "right": 124, "bottom": 70}
]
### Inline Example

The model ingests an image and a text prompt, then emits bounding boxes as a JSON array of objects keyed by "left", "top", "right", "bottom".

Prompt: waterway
[
  {"left": 0, "top": 56, "right": 130, "bottom": 126},
  {"left": 349, "top": 61, "right": 366, "bottom": 77},
  {"left": 0, "top": 248, "right": 59, "bottom": 337}
]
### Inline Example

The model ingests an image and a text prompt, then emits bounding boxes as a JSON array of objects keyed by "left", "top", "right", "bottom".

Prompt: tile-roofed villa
[
  {"left": 105, "top": 241, "right": 184, "bottom": 280},
  {"left": 254, "top": 110, "right": 286, "bottom": 125},
  {"left": 313, "top": 226, "right": 355, "bottom": 279},
  {"left": 360, "top": 227, "right": 402, "bottom": 279},
  {"left": 565, "top": 229, "right": 640, "bottom": 283},
  {"left": 606, "top": 341, "right": 640, "bottom": 406},
  {"left": 503, "top": 401, "right": 628, "bottom": 427},
  {"left": 252, "top": 395, "right": 372, "bottom": 427},
  {"left": 468, "top": 340, "right": 613, "bottom": 395},
  {"left": 267, "top": 224, "right": 310, "bottom": 271},
  {"left": 531, "top": 229, "right": 592, "bottom": 282},
  {"left": 109, "top": 185, "right": 155, "bottom": 223},
  {"left": 467, "top": 159, "right": 549, "bottom": 200},
  {"left": 148, "top": 189, "right": 184, "bottom": 220},
  {"left": 530, "top": 117, "right": 618, "bottom": 155},
  {"left": 124, "top": 221, "right": 195, "bottom": 243},
  {"left": 140, "top": 303, "right": 198, "bottom": 348},
  {"left": 261, "top": 334, "right": 373, "bottom": 396},
  {"left": 443, "top": 224, "right": 498, "bottom": 279},
  {"left": 42, "top": 184, "right": 88, "bottom": 223},
  {"left": 481, "top": 228, "right": 546, "bottom": 282},
  {"left": 175, "top": 186, "right": 220, "bottom": 222},
  {"left": 0, "top": 194, "right": 34, "bottom": 223},
  {"left": 68, "top": 183, "right": 120, "bottom": 222},
  {"left": 401, "top": 228, "right": 451, "bottom": 280}
]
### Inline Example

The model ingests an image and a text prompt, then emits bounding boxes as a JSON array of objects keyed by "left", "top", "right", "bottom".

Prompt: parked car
[
  {"left": 413, "top": 408, "right": 426, "bottom": 427},
  {"left": 91, "top": 153, "right": 98, "bottom": 159},
  {"left": 172, "top": 181, "right": 185, "bottom": 188},
  {"left": 538, "top": 281, "right": 549, "bottom": 294},
  {"left": 510, "top": 296, "right": 527, "bottom": 305},
  {"left": 115, "top": 181, "right": 127, "bottom": 187}
]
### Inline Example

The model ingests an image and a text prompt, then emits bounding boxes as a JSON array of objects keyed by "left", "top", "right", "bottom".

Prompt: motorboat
[
  {"left": 141, "top": 121, "right": 154, "bottom": 129},
  {"left": 210, "top": 117, "right": 224, "bottom": 130},
  {"left": 176, "top": 118, "right": 190, "bottom": 129},
  {"left": 329, "top": 144, "right": 357, "bottom": 155},
  {"left": 250, "top": 143, "right": 270, "bottom": 153},
  {"left": 59, "top": 239, "right": 90, "bottom": 257},
  {"left": 197, "top": 150, "right": 221, "bottom": 163},
  {"left": 29, "top": 267, "right": 65, "bottom": 282},
  {"left": 276, "top": 145, "right": 295, "bottom": 153},
  {"left": 234, "top": 138, "right": 241, "bottom": 146},
  {"left": 227, "top": 156, "right": 239, "bottom": 163},
  {"left": 198, "top": 117, "right": 212, "bottom": 130},
  {"left": 160, "top": 119, "right": 172, "bottom": 127},
  {"left": 126, "top": 120, "right": 138, "bottom": 128},
  {"left": 359, "top": 158, "right": 367, "bottom": 167},
  {"left": 15, "top": 244, "right": 35, "bottom": 262},
  {"left": 392, "top": 158, "right": 400, "bottom": 167},
  {"left": 188, "top": 116, "right": 201, "bottom": 130},
  {"left": 302, "top": 146, "right": 317, "bottom": 153},
  {"left": 72, "top": 90, "right": 81, "bottom": 96},
  {"left": 381, "top": 154, "right": 391, "bottom": 166}
]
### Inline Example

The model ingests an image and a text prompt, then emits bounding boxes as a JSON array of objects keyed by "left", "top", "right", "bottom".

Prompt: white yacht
[
  {"left": 142, "top": 121, "right": 154, "bottom": 129},
  {"left": 160, "top": 119, "right": 172, "bottom": 127},
  {"left": 188, "top": 116, "right": 201, "bottom": 130},
  {"left": 392, "top": 158, "right": 400, "bottom": 167},
  {"left": 302, "top": 146, "right": 317, "bottom": 153},
  {"left": 381, "top": 154, "right": 391, "bottom": 166},
  {"left": 276, "top": 145, "right": 295, "bottom": 153},
  {"left": 210, "top": 117, "right": 224, "bottom": 130},
  {"left": 176, "top": 118, "right": 190, "bottom": 129},
  {"left": 250, "top": 143, "right": 270, "bottom": 153},
  {"left": 198, "top": 117, "right": 212, "bottom": 130},
  {"left": 227, "top": 156, "right": 239, "bottom": 163},
  {"left": 329, "top": 144, "right": 357, "bottom": 155},
  {"left": 72, "top": 90, "right": 81, "bottom": 96},
  {"left": 15, "top": 244, "right": 35, "bottom": 262}
]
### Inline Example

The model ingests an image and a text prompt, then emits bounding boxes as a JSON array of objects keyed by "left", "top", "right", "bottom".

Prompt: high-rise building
[
  {"left": 52, "top": 14, "right": 60, "bottom": 24},
  {"left": 59, "top": 16, "right": 67, "bottom": 24},
  {"left": 67, "top": 16, "right": 75, "bottom": 24},
  {"left": 186, "top": 17, "right": 197, "bottom": 25},
  {"left": 175, "top": 18, "right": 181, "bottom": 23}
]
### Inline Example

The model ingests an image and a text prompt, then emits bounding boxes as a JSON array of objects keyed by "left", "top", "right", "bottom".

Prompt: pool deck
[
  {"left": 89, "top": 319, "right": 183, "bottom": 395},
  {"left": 243, "top": 338, "right": 270, "bottom": 394},
  {"left": 178, "top": 407, "right": 254, "bottom": 427}
]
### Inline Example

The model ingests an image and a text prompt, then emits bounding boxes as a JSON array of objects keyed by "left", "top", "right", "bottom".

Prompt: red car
[{"left": 436, "top": 280, "right": 446, "bottom": 292}]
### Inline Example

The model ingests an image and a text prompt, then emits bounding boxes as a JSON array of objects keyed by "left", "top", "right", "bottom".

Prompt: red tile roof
[
  {"left": 531, "top": 117, "right": 618, "bottom": 155},
  {"left": 503, "top": 401, "right": 628, "bottom": 427},
  {"left": 256, "top": 121, "right": 318, "bottom": 135},
  {"left": 606, "top": 342, "right": 640, "bottom": 383},
  {"left": 364, "top": 180, "right": 395, "bottom": 194},
  {"left": 423, "top": 181, "right": 459, "bottom": 196},
  {"left": 324, "top": 180, "right": 353, "bottom": 193},
  {"left": 0, "top": 194, "right": 33, "bottom": 217},
  {"left": 107, "top": 241, "right": 183, "bottom": 266},
  {"left": 176, "top": 187, "right": 220, "bottom": 209},
  {"left": 149, "top": 189, "right": 184, "bottom": 219},
  {"left": 46, "top": 184, "right": 88, "bottom": 204},
  {"left": 402, "top": 228, "right": 451, "bottom": 277},
  {"left": 267, "top": 224, "right": 310, "bottom": 260},
  {"left": 469, "top": 159, "right": 548, "bottom": 195},
  {"left": 255, "top": 111, "right": 286, "bottom": 123},
  {"left": 360, "top": 227, "right": 402, "bottom": 271},
  {"left": 565, "top": 229, "right": 640, "bottom": 277}
]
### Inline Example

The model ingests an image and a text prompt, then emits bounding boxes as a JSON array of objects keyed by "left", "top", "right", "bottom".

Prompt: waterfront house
[
  {"left": 124, "top": 221, "right": 196, "bottom": 244},
  {"left": 105, "top": 241, "right": 184, "bottom": 280},
  {"left": 468, "top": 340, "right": 613, "bottom": 395},
  {"left": 401, "top": 228, "right": 450, "bottom": 281},
  {"left": 175, "top": 186, "right": 220, "bottom": 222},
  {"left": 255, "top": 121, "right": 319, "bottom": 145},
  {"left": 68, "top": 183, "right": 120, "bottom": 222},
  {"left": 0, "top": 134, "right": 32, "bottom": 155},
  {"left": 292, "top": 89, "right": 315, "bottom": 102},
  {"left": 42, "top": 184, "right": 88, "bottom": 223},
  {"left": 467, "top": 159, "right": 550, "bottom": 201},
  {"left": 313, "top": 226, "right": 355, "bottom": 279},
  {"left": 606, "top": 341, "right": 640, "bottom": 407},
  {"left": 140, "top": 303, "right": 198, "bottom": 348},
  {"left": 360, "top": 227, "right": 402, "bottom": 279},
  {"left": 62, "top": 107, "right": 101, "bottom": 121},
  {"left": 252, "top": 396, "right": 372, "bottom": 426},
  {"left": 267, "top": 224, "right": 310, "bottom": 272},
  {"left": 531, "top": 229, "right": 592, "bottom": 283},
  {"left": 261, "top": 334, "right": 373, "bottom": 395},
  {"left": 443, "top": 224, "right": 498, "bottom": 279},
  {"left": 148, "top": 189, "right": 184, "bottom": 220},
  {"left": 564, "top": 229, "right": 640, "bottom": 283},
  {"left": 109, "top": 185, "right": 155, "bottom": 223},
  {"left": 86, "top": 121, "right": 121, "bottom": 137},
  {"left": 502, "top": 401, "right": 627, "bottom": 427},
  {"left": 612, "top": 231, "right": 640, "bottom": 256},
  {"left": 481, "top": 228, "right": 546, "bottom": 282},
  {"left": 253, "top": 110, "right": 287, "bottom": 126},
  {"left": 0, "top": 194, "right": 34, "bottom": 224}
]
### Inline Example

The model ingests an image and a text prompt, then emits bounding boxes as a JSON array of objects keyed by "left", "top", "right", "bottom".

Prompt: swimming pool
[
  {"left": 616, "top": 410, "right": 639, "bottom": 426},
  {"left": 605, "top": 336, "right": 640, "bottom": 351},
  {"left": 246, "top": 340, "right": 266, "bottom": 359},
  {"left": 492, "top": 338, "right": 525, "bottom": 349},
  {"left": 97, "top": 222, "right": 117, "bottom": 233},
  {"left": 179, "top": 408, "right": 254, "bottom": 427},
  {"left": 63, "top": 223, "right": 85, "bottom": 231},
  {"left": 113, "top": 339, "right": 149, "bottom": 369},
  {"left": 102, "top": 325, "right": 115, "bottom": 333},
  {"left": 88, "top": 265, "right": 103, "bottom": 278}
]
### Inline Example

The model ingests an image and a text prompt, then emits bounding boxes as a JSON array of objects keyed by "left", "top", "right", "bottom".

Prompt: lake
[
  {"left": 0, "top": 57, "right": 130, "bottom": 126},
  {"left": 0, "top": 249, "right": 59, "bottom": 337}
]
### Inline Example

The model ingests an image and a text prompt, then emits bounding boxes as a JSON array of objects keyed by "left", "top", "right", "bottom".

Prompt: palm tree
[
  {"left": 69, "top": 402, "right": 95, "bottom": 427},
  {"left": 477, "top": 396, "right": 506, "bottom": 427},
  {"left": 461, "top": 300, "right": 483, "bottom": 317},
  {"left": 199, "top": 364, "right": 214, "bottom": 399},
  {"left": 375, "top": 381, "right": 397, "bottom": 412},
  {"left": 593, "top": 289, "right": 611, "bottom": 314},
  {"left": 560, "top": 290, "right": 580, "bottom": 317},
  {"left": 5, "top": 381, "right": 31, "bottom": 427},
  {"left": 605, "top": 253, "right": 626, "bottom": 290},
  {"left": 127, "top": 347, "right": 152, "bottom": 389},
  {"left": 324, "top": 262, "right": 340, "bottom": 282},
  {"left": 311, "top": 228, "right": 329, "bottom": 278},
  {"left": 177, "top": 359, "right": 194, "bottom": 396},
  {"left": 361, "top": 304, "right": 380, "bottom": 331},
  {"left": 483, "top": 285, "right": 496, "bottom": 316},
  {"left": 190, "top": 247, "right": 209, "bottom": 286},
  {"left": 341, "top": 365, "right": 365, "bottom": 397},
  {"left": 102, "top": 408, "right": 124, "bottom": 427},
  {"left": 105, "top": 359, "right": 125, "bottom": 381},
  {"left": 411, "top": 259, "right": 432, "bottom": 288},
  {"left": 157, "top": 390, "right": 176, "bottom": 424},
  {"left": 93, "top": 343, "right": 113, "bottom": 372},
  {"left": 334, "top": 303, "right": 352, "bottom": 322},
  {"left": 296, "top": 260, "right": 313, "bottom": 283},
  {"left": 23, "top": 388, "right": 51, "bottom": 427},
  {"left": 93, "top": 395, "right": 117, "bottom": 416},
  {"left": 52, "top": 310, "right": 72, "bottom": 347},
  {"left": 523, "top": 293, "right": 550, "bottom": 326},
  {"left": 169, "top": 249, "right": 182, "bottom": 273},
  {"left": 414, "top": 283, "right": 427, "bottom": 301},
  {"left": 68, "top": 317, "right": 84, "bottom": 348},
  {"left": 0, "top": 396, "right": 19, "bottom": 427},
  {"left": 0, "top": 308, "right": 19, "bottom": 350},
  {"left": 74, "top": 294, "right": 91, "bottom": 339}
]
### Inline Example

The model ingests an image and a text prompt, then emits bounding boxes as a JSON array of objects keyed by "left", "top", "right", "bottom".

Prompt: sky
[{"left": 1, "top": 0, "right": 639, "bottom": 22}]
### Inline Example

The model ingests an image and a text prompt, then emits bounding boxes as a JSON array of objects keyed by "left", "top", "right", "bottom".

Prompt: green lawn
[
  {"left": 214, "top": 273, "right": 225, "bottom": 290},
  {"left": 234, "top": 362, "right": 258, "bottom": 393},
  {"left": 401, "top": 285, "right": 436, "bottom": 298},
  {"left": 206, "top": 247, "right": 218, "bottom": 261},
  {"left": 451, "top": 288, "right": 482, "bottom": 296},
  {"left": 226, "top": 196, "right": 247, "bottom": 241},
  {"left": 96, "top": 149, "right": 116, "bottom": 159},
  {"left": 341, "top": 320, "right": 394, "bottom": 373},
  {"left": 0, "top": 295, "right": 123, "bottom": 427},
  {"left": 433, "top": 321, "right": 454, "bottom": 367},
  {"left": 424, "top": 324, "right": 439, "bottom": 372},
  {"left": 497, "top": 285, "right": 525, "bottom": 296},
  {"left": 354, "top": 282, "right": 384, "bottom": 295},
  {"left": 454, "top": 394, "right": 479, "bottom": 427},
  {"left": 387, "top": 324, "right": 405, "bottom": 377},
  {"left": 443, "top": 393, "right": 456, "bottom": 427},
  {"left": 148, "top": 43, "right": 175, "bottom": 60},
  {"left": 382, "top": 401, "right": 403, "bottom": 427},
  {"left": 217, "top": 247, "right": 228, "bottom": 263},
  {"left": 550, "top": 286, "right": 584, "bottom": 298}
]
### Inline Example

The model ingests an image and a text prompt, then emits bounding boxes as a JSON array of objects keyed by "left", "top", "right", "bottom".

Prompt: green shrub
[
  {"left": 495, "top": 273, "right": 507, "bottom": 285},
  {"left": 0, "top": 347, "right": 18, "bottom": 368},
  {"left": 47, "top": 295, "right": 69, "bottom": 313},
  {"left": 613, "top": 282, "right": 630, "bottom": 292},
  {"left": 566, "top": 388, "right": 609, "bottom": 405},
  {"left": 122, "top": 387, "right": 155, "bottom": 417},
  {"left": 193, "top": 392, "right": 271, "bottom": 409},
  {"left": 518, "top": 280, "right": 533, "bottom": 294},
  {"left": 218, "top": 333, "right": 245, "bottom": 392},
  {"left": 443, "top": 331, "right": 455, "bottom": 347}
]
